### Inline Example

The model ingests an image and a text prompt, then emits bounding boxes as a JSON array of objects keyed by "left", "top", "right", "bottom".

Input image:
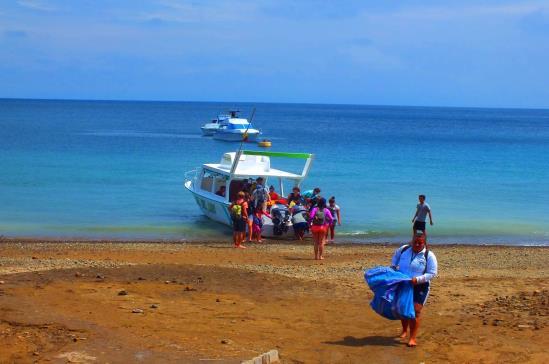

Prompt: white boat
[
  {"left": 212, "top": 111, "right": 260, "bottom": 142},
  {"left": 184, "top": 150, "right": 314, "bottom": 238},
  {"left": 200, "top": 117, "right": 222, "bottom": 136}
]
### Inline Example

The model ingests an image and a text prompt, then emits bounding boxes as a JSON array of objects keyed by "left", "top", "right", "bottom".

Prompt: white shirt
[{"left": 391, "top": 245, "right": 438, "bottom": 284}]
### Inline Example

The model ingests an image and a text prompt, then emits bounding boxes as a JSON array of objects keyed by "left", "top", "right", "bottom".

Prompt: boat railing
[{"left": 184, "top": 168, "right": 201, "bottom": 188}]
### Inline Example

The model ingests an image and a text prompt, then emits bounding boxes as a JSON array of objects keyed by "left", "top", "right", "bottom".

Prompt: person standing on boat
[
  {"left": 412, "top": 195, "right": 433, "bottom": 239},
  {"left": 309, "top": 198, "right": 333, "bottom": 260},
  {"left": 303, "top": 187, "right": 321, "bottom": 209},
  {"left": 391, "top": 233, "right": 438, "bottom": 347},
  {"left": 252, "top": 177, "right": 270, "bottom": 212},
  {"left": 287, "top": 186, "right": 304, "bottom": 207},
  {"left": 229, "top": 191, "right": 248, "bottom": 248},
  {"left": 268, "top": 185, "right": 279, "bottom": 201}
]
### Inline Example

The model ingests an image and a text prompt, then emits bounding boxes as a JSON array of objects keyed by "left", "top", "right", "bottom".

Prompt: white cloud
[
  {"left": 386, "top": 2, "right": 548, "bottom": 21},
  {"left": 17, "top": 0, "right": 55, "bottom": 12},
  {"left": 138, "top": 0, "right": 259, "bottom": 24}
]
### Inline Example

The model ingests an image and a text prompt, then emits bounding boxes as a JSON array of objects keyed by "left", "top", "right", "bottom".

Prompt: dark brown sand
[{"left": 0, "top": 240, "right": 547, "bottom": 363}]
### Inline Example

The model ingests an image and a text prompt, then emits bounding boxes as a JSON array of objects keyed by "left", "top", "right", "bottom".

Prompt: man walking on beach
[{"left": 412, "top": 195, "right": 433, "bottom": 238}]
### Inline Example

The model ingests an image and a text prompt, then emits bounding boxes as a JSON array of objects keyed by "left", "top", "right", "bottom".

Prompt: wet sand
[{"left": 0, "top": 239, "right": 547, "bottom": 363}]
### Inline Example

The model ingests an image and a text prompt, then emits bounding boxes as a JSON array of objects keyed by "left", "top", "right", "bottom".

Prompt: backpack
[
  {"left": 230, "top": 203, "right": 243, "bottom": 220},
  {"left": 397, "top": 245, "right": 430, "bottom": 274},
  {"left": 253, "top": 185, "right": 268, "bottom": 203},
  {"left": 312, "top": 208, "right": 326, "bottom": 226}
]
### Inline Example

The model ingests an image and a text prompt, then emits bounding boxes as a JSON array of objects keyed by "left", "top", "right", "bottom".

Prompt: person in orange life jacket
[
  {"left": 268, "top": 185, "right": 279, "bottom": 201},
  {"left": 391, "top": 233, "right": 438, "bottom": 347}
]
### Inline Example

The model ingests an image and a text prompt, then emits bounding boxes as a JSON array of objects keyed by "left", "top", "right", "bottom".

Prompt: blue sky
[{"left": 1, "top": 0, "right": 549, "bottom": 108}]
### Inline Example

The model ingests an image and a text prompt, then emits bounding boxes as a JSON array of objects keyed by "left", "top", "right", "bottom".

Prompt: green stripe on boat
[{"left": 242, "top": 150, "right": 312, "bottom": 159}]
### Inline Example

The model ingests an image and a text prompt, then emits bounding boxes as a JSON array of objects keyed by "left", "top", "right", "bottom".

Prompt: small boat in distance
[
  {"left": 184, "top": 150, "right": 314, "bottom": 238},
  {"left": 212, "top": 110, "right": 260, "bottom": 142}
]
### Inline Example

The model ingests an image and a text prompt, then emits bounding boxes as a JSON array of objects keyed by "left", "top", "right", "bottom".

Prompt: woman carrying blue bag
[{"left": 391, "top": 233, "right": 438, "bottom": 347}]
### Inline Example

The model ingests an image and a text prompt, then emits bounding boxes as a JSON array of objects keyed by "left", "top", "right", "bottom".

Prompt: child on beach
[
  {"left": 229, "top": 191, "right": 248, "bottom": 248},
  {"left": 252, "top": 207, "right": 271, "bottom": 243},
  {"left": 327, "top": 196, "right": 341, "bottom": 243}
]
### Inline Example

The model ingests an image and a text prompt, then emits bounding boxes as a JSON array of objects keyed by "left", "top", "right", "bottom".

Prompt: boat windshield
[{"left": 227, "top": 123, "right": 250, "bottom": 130}]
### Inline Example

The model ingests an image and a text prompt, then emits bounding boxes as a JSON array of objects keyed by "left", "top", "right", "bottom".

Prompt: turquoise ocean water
[{"left": 1, "top": 99, "right": 548, "bottom": 245}]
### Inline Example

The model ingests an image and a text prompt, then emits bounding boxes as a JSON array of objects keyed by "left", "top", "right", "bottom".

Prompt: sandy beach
[{"left": 0, "top": 239, "right": 547, "bottom": 363}]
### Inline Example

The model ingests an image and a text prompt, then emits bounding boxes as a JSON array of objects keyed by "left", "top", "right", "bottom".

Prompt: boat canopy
[{"left": 203, "top": 150, "right": 313, "bottom": 180}]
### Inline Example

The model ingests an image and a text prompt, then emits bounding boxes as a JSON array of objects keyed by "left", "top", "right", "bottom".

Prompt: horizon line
[{"left": 1, "top": 96, "right": 548, "bottom": 112}]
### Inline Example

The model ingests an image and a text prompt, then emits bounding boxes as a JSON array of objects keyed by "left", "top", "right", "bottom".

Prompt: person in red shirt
[{"left": 268, "top": 185, "right": 279, "bottom": 201}]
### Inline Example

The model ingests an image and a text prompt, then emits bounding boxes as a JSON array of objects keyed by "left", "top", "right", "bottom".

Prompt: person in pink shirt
[{"left": 309, "top": 198, "right": 333, "bottom": 260}]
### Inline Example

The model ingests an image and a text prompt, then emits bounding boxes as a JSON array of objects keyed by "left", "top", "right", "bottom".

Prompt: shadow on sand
[
  {"left": 324, "top": 336, "right": 403, "bottom": 347},
  {"left": 282, "top": 256, "right": 315, "bottom": 261}
]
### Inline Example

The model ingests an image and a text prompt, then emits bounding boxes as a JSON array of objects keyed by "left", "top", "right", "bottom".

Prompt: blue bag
[{"left": 364, "top": 266, "right": 415, "bottom": 320}]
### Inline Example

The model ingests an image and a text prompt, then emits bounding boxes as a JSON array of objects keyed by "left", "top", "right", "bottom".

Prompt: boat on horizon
[
  {"left": 212, "top": 110, "right": 260, "bottom": 142},
  {"left": 184, "top": 150, "right": 314, "bottom": 238}
]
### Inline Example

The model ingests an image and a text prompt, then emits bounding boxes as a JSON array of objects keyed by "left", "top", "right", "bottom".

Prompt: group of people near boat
[{"left": 228, "top": 177, "right": 341, "bottom": 257}]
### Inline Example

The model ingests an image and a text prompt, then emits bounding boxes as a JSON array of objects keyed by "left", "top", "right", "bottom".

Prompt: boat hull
[
  {"left": 213, "top": 130, "right": 260, "bottom": 142},
  {"left": 184, "top": 181, "right": 232, "bottom": 225},
  {"left": 201, "top": 127, "right": 218, "bottom": 136}
]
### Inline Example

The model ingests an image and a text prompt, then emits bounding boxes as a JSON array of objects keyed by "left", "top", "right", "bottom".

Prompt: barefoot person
[
  {"left": 291, "top": 201, "right": 309, "bottom": 241},
  {"left": 391, "top": 233, "right": 438, "bottom": 347},
  {"left": 327, "top": 196, "right": 341, "bottom": 243},
  {"left": 309, "top": 198, "right": 333, "bottom": 260},
  {"left": 412, "top": 194, "right": 433, "bottom": 238},
  {"left": 245, "top": 192, "right": 254, "bottom": 243},
  {"left": 251, "top": 206, "right": 271, "bottom": 243},
  {"left": 229, "top": 191, "right": 248, "bottom": 248}
]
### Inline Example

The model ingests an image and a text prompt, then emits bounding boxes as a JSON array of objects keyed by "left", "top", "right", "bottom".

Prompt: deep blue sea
[{"left": 1, "top": 99, "right": 548, "bottom": 245}]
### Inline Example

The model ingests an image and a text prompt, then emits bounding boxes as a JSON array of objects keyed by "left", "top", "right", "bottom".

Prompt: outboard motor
[{"left": 270, "top": 203, "right": 291, "bottom": 236}]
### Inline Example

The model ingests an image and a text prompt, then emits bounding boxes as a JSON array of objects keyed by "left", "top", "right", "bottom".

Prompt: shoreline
[{"left": 1, "top": 236, "right": 548, "bottom": 247}]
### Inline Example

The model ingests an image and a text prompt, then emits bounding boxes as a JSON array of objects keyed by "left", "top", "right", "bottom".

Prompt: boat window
[
  {"left": 227, "top": 123, "right": 249, "bottom": 130},
  {"left": 200, "top": 171, "right": 214, "bottom": 192},
  {"left": 201, "top": 170, "right": 228, "bottom": 196},
  {"left": 213, "top": 175, "right": 227, "bottom": 197}
]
